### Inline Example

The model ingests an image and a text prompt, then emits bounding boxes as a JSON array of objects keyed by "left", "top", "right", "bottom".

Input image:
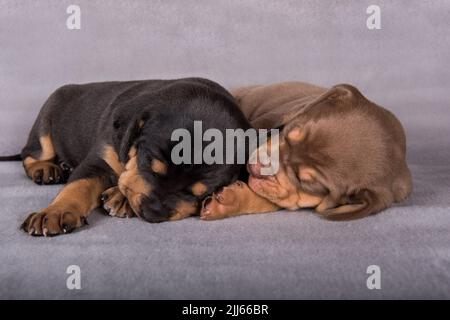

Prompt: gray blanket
[{"left": 1, "top": 0, "right": 449, "bottom": 299}]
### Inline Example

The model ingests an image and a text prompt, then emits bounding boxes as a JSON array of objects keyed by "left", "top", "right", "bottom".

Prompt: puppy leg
[
  {"left": 21, "top": 159, "right": 112, "bottom": 236},
  {"left": 200, "top": 181, "right": 280, "bottom": 221},
  {"left": 22, "top": 133, "right": 65, "bottom": 184},
  {"left": 22, "top": 133, "right": 71, "bottom": 184}
]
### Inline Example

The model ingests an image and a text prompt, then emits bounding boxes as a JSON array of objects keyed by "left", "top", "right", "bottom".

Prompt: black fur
[
  {"left": 0, "top": 154, "right": 21, "bottom": 161},
  {"left": 21, "top": 77, "right": 251, "bottom": 222}
]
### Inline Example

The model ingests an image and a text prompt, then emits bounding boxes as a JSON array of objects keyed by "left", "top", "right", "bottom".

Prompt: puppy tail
[{"left": 0, "top": 154, "right": 22, "bottom": 161}]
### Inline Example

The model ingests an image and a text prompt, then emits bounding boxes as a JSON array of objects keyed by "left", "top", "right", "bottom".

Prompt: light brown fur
[
  {"left": 191, "top": 182, "right": 208, "bottom": 196},
  {"left": 118, "top": 154, "right": 152, "bottom": 214},
  {"left": 22, "top": 178, "right": 104, "bottom": 236},
  {"left": 202, "top": 82, "right": 412, "bottom": 221},
  {"left": 151, "top": 159, "right": 167, "bottom": 174},
  {"left": 170, "top": 201, "right": 198, "bottom": 221},
  {"left": 201, "top": 181, "right": 279, "bottom": 220},
  {"left": 23, "top": 134, "right": 59, "bottom": 182},
  {"left": 102, "top": 145, "right": 125, "bottom": 176}
]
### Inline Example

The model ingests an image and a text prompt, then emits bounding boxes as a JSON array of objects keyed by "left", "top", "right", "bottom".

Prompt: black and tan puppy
[{"left": 20, "top": 77, "right": 250, "bottom": 236}]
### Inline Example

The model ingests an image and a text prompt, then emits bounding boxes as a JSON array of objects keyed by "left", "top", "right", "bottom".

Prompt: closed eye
[
  {"left": 298, "top": 180, "right": 327, "bottom": 196},
  {"left": 295, "top": 168, "right": 328, "bottom": 196}
]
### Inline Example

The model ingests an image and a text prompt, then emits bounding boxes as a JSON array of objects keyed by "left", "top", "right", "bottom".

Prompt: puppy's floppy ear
[
  {"left": 315, "top": 188, "right": 389, "bottom": 221},
  {"left": 317, "top": 83, "right": 363, "bottom": 102},
  {"left": 118, "top": 112, "right": 149, "bottom": 163}
]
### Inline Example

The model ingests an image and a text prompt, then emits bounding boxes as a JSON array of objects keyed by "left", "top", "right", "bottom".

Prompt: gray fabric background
[{"left": 1, "top": 0, "right": 449, "bottom": 299}]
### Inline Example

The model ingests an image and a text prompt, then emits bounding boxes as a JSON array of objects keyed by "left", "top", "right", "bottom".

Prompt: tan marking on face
[
  {"left": 299, "top": 167, "right": 316, "bottom": 182},
  {"left": 128, "top": 146, "right": 137, "bottom": 158},
  {"left": 170, "top": 201, "right": 198, "bottom": 221},
  {"left": 191, "top": 182, "right": 208, "bottom": 196},
  {"left": 102, "top": 145, "right": 124, "bottom": 176},
  {"left": 119, "top": 155, "right": 152, "bottom": 213},
  {"left": 138, "top": 120, "right": 145, "bottom": 128},
  {"left": 151, "top": 159, "right": 167, "bottom": 174},
  {"left": 287, "top": 127, "right": 305, "bottom": 143}
]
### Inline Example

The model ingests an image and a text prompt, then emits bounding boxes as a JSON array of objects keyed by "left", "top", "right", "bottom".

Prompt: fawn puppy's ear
[
  {"left": 118, "top": 112, "right": 149, "bottom": 163},
  {"left": 315, "top": 188, "right": 389, "bottom": 221}
]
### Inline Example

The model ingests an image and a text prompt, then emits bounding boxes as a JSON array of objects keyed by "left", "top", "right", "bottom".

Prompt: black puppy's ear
[
  {"left": 118, "top": 112, "right": 150, "bottom": 163},
  {"left": 118, "top": 119, "right": 140, "bottom": 163}
]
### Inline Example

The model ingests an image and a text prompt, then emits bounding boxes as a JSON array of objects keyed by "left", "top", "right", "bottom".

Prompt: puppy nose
[{"left": 247, "top": 163, "right": 266, "bottom": 179}]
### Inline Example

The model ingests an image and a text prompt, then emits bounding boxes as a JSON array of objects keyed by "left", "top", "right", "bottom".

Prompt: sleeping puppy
[
  {"left": 20, "top": 77, "right": 250, "bottom": 236},
  {"left": 200, "top": 82, "right": 412, "bottom": 221}
]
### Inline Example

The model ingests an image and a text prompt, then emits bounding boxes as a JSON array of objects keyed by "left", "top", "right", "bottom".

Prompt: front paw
[
  {"left": 101, "top": 186, "right": 135, "bottom": 218},
  {"left": 21, "top": 210, "right": 88, "bottom": 237},
  {"left": 200, "top": 181, "right": 243, "bottom": 221}
]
